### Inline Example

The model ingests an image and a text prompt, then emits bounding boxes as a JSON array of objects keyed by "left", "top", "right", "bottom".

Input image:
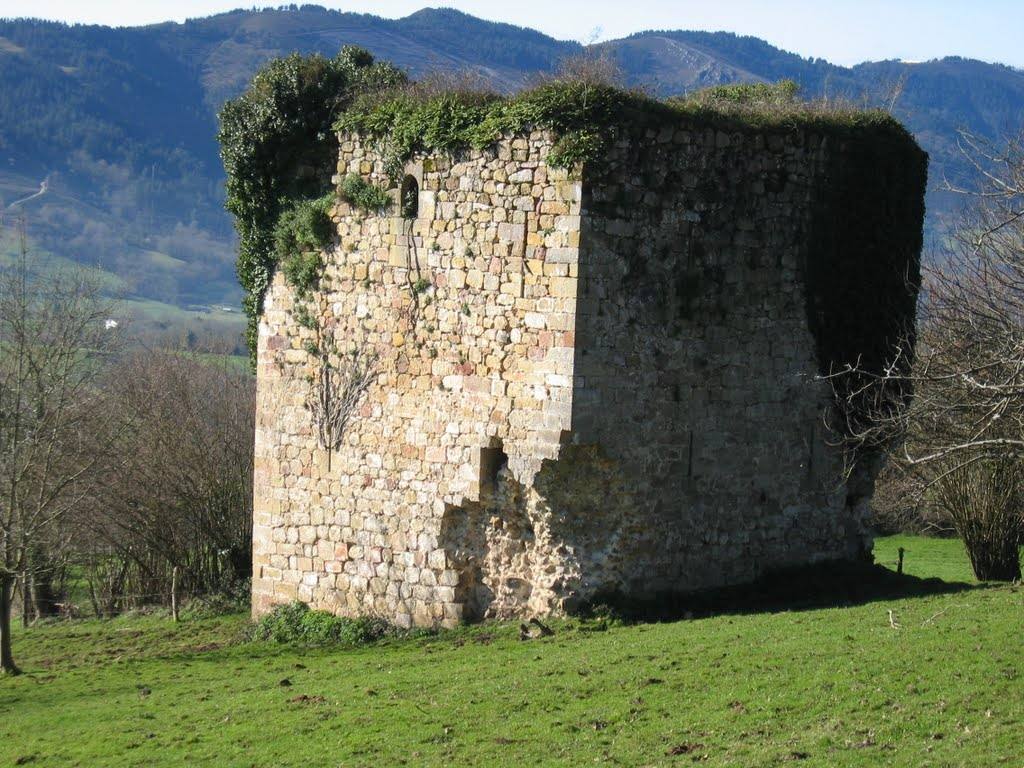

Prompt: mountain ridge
[{"left": 1, "top": 5, "right": 1022, "bottom": 334}]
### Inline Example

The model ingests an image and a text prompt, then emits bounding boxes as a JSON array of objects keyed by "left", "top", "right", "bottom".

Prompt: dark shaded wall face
[{"left": 566, "top": 125, "right": 923, "bottom": 597}]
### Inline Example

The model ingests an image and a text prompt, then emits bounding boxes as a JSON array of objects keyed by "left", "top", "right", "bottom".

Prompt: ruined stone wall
[
  {"left": 253, "top": 131, "right": 586, "bottom": 626},
  {"left": 567, "top": 126, "right": 873, "bottom": 600},
  {"left": 252, "top": 122, "right": 923, "bottom": 626}
]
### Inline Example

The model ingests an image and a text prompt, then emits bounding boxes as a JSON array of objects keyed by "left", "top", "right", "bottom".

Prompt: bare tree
[
  {"left": 933, "top": 458, "right": 1023, "bottom": 580},
  {"left": 832, "top": 131, "right": 1024, "bottom": 579},
  {"left": 0, "top": 221, "right": 122, "bottom": 674},
  {"left": 551, "top": 48, "right": 625, "bottom": 87},
  {"left": 79, "top": 347, "right": 255, "bottom": 609}
]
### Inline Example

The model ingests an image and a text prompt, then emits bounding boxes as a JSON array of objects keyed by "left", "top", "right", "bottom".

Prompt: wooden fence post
[{"left": 171, "top": 566, "right": 180, "bottom": 622}]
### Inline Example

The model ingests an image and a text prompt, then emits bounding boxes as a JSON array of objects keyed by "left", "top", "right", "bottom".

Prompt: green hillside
[{"left": 1, "top": 6, "right": 1023, "bottom": 334}]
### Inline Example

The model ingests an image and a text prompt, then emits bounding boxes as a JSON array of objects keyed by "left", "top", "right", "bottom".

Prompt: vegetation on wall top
[
  {"left": 218, "top": 46, "right": 406, "bottom": 361},
  {"left": 335, "top": 79, "right": 658, "bottom": 177},
  {"left": 222, "top": 49, "right": 924, "bottom": 369},
  {"left": 335, "top": 78, "right": 919, "bottom": 181}
]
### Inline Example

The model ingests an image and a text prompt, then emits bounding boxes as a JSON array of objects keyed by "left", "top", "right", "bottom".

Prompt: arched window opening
[{"left": 400, "top": 175, "right": 419, "bottom": 218}]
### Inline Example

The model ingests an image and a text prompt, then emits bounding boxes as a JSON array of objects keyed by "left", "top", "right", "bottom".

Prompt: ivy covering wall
[
  {"left": 222, "top": 61, "right": 926, "bottom": 380},
  {"left": 218, "top": 47, "right": 405, "bottom": 360}
]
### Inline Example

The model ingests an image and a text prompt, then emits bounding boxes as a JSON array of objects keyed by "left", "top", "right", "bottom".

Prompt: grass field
[
  {"left": 121, "top": 297, "right": 245, "bottom": 336},
  {"left": 0, "top": 226, "right": 245, "bottom": 341},
  {"left": 2, "top": 536, "right": 1022, "bottom": 767}
]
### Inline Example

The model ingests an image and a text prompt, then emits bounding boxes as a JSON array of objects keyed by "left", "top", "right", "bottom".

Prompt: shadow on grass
[{"left": 578, "top": 560, "right": 979, "bottom": 624}]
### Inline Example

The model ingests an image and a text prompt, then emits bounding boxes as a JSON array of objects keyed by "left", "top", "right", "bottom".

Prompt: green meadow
[{"left": 2, "top": 536, "right": 1021, "bottom": 767}]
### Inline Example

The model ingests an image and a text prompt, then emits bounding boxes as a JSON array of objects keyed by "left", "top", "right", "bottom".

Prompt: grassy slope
[
  {"left": 0, "top": 228, "right": 245, "bottom": 339},
  {"left": 121, "top": 298, "right": 244, "bottom": 335},
  {"left": 0, "top": 228, "right": 129, "bottom": 294},
  {"left": 2, "top": 536, "right": 1022, "bottom": 767}
]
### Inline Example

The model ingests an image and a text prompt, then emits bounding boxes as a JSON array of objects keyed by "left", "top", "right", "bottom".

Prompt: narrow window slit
[
  {"left": 479, "top": 441, "right": 508, "bottom": 496},
  {"left": 400, "top": 175, "right": 419, "bottom": 218}
]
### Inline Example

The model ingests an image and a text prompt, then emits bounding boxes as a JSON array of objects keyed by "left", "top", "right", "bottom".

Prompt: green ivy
[
  {"left": 335, "top": 78, "right": 915, "bottom": 181},
  {"left": 273, "top": 194, "right": 335, "bottom": 297},
  {"left": 281, "top": 251, "right": 323, "bottom": 297},
  {"left": 218, "top": 47, "right": 406, "bottom": 363},
  {"left": 338, "top": 173, "right": 392, "bottom": 213}
]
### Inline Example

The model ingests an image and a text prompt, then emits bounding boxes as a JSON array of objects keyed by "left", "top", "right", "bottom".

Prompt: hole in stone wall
[
  {"left": 479, "top": 441, "right": 508, "bottom": 497},
  {"left": 400, "top": 175, "right": 419, "bottom": 218},
  {"left": 439, "top": 502, "right": 493, "bottom": 622}
]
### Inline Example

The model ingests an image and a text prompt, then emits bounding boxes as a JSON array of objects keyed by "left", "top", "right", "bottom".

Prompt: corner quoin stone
[{"left": 252, "top": 120, "right": 927, "bottom": 628}]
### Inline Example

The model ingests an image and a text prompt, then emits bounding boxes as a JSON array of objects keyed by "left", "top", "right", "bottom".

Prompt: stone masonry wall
[
  {"left": 566, "top": 126, "right": 873, "bottom": 599},
  {"left": 252, "top": 123, "right": 914, "bottom": 627},
  {"left": 253, "top": 131, "right": 586, "bottom": 626}
]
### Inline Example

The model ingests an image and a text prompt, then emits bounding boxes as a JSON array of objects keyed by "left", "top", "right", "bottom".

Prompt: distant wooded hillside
[{"left": 1, "top": 5, "right": 1021, "bottom": 330}]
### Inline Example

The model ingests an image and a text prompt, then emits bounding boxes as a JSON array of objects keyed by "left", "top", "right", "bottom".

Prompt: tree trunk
[
  {"left": 20, "top": 575, "right": 31, "bottom": 628},
  {"left": 26, "top": 546, "right": 60, "bottom": 620},
  {"left": 1, "top": 574, "right": 19, "bottom": 675},
  {"left": 31, "top": 570, "right": 59, "bottom": 619}
]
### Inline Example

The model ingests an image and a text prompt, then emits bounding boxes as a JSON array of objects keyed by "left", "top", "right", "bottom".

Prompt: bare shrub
[
  {"left": 551, "top": 49, "right": 624, "bottom": 87},
  {"left": 79, "top": 348, "right": 255, "bottom": 611},
  {"left": 0, "top": 220, "right": 123, "bottom": 673},
  {"left": 406, "top": 68, "right": 495, "bottom": 99},
  {"left": 933, "top": 459, "right": 1023, "bottom": 581},
  {"left": 869, "top": 463, "right": 932, "bottom": 535}
]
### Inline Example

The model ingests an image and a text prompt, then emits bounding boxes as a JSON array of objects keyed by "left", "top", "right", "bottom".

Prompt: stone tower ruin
[{"left": 251, "top": 103, "right": 927, "bottom": 627}]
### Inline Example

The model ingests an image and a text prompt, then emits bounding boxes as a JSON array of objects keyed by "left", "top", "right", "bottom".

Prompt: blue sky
[{"left": 1, "top": 0, "right": 1019, "bottom": 68}]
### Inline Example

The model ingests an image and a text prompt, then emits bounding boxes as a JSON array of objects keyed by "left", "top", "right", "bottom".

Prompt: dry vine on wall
[{"left": 306, "top": 339, "right": 378, "bottom": 470}]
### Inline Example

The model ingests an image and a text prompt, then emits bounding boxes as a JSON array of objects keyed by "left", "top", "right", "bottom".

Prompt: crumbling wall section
[{"left": 252, "top": 131, "right": 585, "bottom": 626}]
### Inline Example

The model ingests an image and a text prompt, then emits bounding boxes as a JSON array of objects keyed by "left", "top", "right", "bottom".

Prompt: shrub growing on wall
[
  {"left": 273, "top": 194, "right": 335, "bottom": 297},
  {"left": 218, "top": 47, "right": 405, "bottom": 361},
  {"left": 338, "top": 173, "right": 393, "bottom": 214}
]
